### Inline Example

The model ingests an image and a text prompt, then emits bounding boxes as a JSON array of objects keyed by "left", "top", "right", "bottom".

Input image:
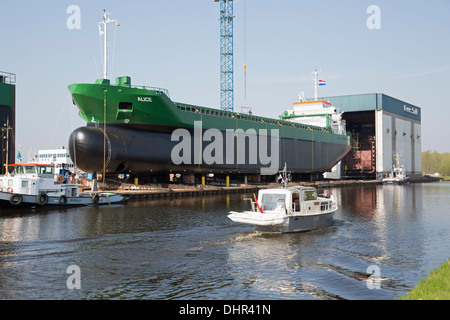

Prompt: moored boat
[
  {"left": 0, "top": 163, "right": 128, "bottom": 208},
  {"left": 382, "top": 153, "right": 410, "bottom": 184}
]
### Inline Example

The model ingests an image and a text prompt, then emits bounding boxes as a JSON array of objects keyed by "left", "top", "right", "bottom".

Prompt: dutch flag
[{"left": 318, "top": 80, "right": 326, "bottom": 86}]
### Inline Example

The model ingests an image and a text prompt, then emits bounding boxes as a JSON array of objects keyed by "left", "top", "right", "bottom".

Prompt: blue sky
[{"left": 1, "top": 0, "right": 450, "bottom": 159}]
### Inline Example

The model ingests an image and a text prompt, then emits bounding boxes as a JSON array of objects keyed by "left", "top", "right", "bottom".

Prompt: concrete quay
[{"left": 97, "top": 179, "right": 383, "bottom": 200}]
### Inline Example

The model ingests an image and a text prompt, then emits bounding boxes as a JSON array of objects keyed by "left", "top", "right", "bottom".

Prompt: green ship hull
[{"left": 68, "top": 76, "right": 351, "bottom": 175}]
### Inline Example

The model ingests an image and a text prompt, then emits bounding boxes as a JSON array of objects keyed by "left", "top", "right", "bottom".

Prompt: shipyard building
[
  {"left": 0, "top": 71, "right": 16, "bottom": 174},
  {"left": 322, "top": 93, "right": 421, "bottom": 180}
]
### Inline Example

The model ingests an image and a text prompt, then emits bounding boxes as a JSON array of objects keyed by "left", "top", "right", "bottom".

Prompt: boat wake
[{"left": 232, "top": 231, "right": 264, "bottom": 242}]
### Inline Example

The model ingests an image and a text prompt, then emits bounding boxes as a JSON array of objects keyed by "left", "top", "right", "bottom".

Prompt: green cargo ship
[
  {"left": 67, "top": 11, "right": 351, "bottom": 176},
  {"left": 68, "top": 75, "right": 351, "bottom": 175}
]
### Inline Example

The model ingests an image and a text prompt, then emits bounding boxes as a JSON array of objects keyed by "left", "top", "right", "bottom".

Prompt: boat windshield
[
  {"left": 37, "top": 166, "right": 54, "bottom": 175},
  {"left": 15, "top": 166, "right": 24, "bottom": 174},
  {"left": 261, "top": 193, "right": 286, "bottom": 211},
  {"left": 24, "top": 166, "right": 36, "bottom": 174}
]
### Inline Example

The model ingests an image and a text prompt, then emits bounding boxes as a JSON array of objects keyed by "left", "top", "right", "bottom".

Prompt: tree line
[{"left": 422, "top": 151, "right": 450, "bottom": 176}]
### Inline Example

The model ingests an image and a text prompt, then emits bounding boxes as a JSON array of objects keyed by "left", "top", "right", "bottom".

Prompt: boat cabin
[
  {"left": 255, "top": 186, "right": 334, "bottom": 215},
  {"left": 0, "top": 164, "right": 79, "bottom": 197}
]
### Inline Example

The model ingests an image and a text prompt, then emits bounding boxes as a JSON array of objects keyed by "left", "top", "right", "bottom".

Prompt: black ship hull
[{"left": 68, "top": 125, "right": 351, "bottom": 175}]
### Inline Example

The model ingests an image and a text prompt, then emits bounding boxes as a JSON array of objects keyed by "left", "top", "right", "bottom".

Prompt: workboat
[
  {"left": 228, "top": 165, "right": 337, "bottom": 233},
  {"left": 382, "top": 153, "right": 410, "bottom": 184},
  {"left": 0, "top": 164, "right": 128, "bottom": 208}
]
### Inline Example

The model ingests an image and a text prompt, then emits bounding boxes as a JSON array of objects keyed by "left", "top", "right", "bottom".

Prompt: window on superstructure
[{"left": 304, "top": 191, "right": 317, "bottom": 201}]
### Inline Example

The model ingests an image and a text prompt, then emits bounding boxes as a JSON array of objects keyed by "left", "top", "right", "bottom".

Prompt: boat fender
[
  {"left": 59, "top": 195, "right": 67, "bottom": 205},
  {"left": 7, "top": 187, "right": 13, "bottom": 193},
  {"left": 57, "top": 175, "right": 65, "bottom": 184},
  {"left": 9, "top": 194, "right": 23, "bottom": 206},
  {"left": 37, "top": 193, "right": 48, "bottom": 206},
  {"left": 92, "top": 194, "right": 100, "bottom": 205}
]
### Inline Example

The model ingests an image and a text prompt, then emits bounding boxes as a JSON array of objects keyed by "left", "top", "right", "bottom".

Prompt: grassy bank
[{"left": 398, "top": 258, "right": 450, "bottom": 300}]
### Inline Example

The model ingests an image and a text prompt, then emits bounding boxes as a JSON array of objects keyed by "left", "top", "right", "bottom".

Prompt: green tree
[
  {"left": 438, "top": 154, "right": 450, "bottom": 176},
  {"left": 422, "top": 151, "right": 450, "bottom": 175}
]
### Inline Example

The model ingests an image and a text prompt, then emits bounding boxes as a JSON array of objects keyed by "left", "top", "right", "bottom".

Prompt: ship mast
[
  {"left": 313, "top": 69, "right": 319, "bottom": 101},
  {"left": 5, "top": 117, "right": 9, "bottom": 174},
  {"left": 98, "top": 10, "right": 118, "bottom": 79}
]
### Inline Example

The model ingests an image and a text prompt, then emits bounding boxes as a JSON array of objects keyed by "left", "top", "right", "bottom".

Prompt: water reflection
[
  {"left": 0, "top": 183, "right": 449, "bottom": 300},
  {"left": 225, "top": 230, "right": 344, "bottom": 299},
  {"left": 224, "top": 183, "right": 433, "bottom": 300}
]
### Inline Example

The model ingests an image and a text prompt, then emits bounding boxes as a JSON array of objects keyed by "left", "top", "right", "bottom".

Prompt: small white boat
[
  {"left": 0, "top": 164, "right": 128, "bottom": 208},
  {"left": 228, "top": 185, "right": 337, "bottom": 233},
  {"left": 382, "top": 153, "right": 410, "bottom": 185}
]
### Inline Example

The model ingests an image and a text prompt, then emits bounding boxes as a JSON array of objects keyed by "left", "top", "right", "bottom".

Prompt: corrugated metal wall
[{"left": 322, "top": 93, "right": 422, "bottom": 176}]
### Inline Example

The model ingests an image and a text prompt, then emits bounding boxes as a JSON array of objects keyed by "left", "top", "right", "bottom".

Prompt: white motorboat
[
  {"left": 228, "top": 185, "right": 337, "bottom": 233},
  {"left": 0, "top": 164, "right": 128, "bottom": 207}
]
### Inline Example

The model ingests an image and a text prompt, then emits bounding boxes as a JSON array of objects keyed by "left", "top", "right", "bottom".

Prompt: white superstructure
[
  {"left": 37, "top": 147, "right": 75, "bottom": 174},
  {"left": 280, "top": 70, "right": 347, "bottom": 135}
]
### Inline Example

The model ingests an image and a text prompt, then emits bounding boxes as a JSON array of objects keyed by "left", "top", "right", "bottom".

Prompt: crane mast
[{"left": 214, "top": 0, "right": 234, "bottom": 112}]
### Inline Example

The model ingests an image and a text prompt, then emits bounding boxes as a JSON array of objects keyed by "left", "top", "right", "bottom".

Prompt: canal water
[{"left": 0, "top": 182, "right": 449, "bottom": 300}]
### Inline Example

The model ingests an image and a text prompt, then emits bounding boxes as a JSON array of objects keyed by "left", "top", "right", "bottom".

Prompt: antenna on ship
[
  {"left": 278, "top": 163, "right": 290, "bottom": 188},
  {"left": 313, "top": 69, "right": 319, "bottom": 101},
  {"left": 98, "top": 10, "right": 119, "bottom": 79}
]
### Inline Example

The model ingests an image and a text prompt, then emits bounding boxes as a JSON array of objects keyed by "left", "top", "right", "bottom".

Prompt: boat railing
[
  {"left": 320, "top": 200, "right": 333, "bottom": 212},
  {"left": 132, "top": 85, "right": 170, "bottom": 98},
  {"left": 244, "top": 197, "right": 257, "bottom": 212}
]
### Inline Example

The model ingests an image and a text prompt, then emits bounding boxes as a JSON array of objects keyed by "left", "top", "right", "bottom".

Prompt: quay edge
[
  {"left": 102, "top": 180, "right": 383, "bottom": 200},
  {"left": 94, "top": 176, "right": 444, "bottom": 200}
]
